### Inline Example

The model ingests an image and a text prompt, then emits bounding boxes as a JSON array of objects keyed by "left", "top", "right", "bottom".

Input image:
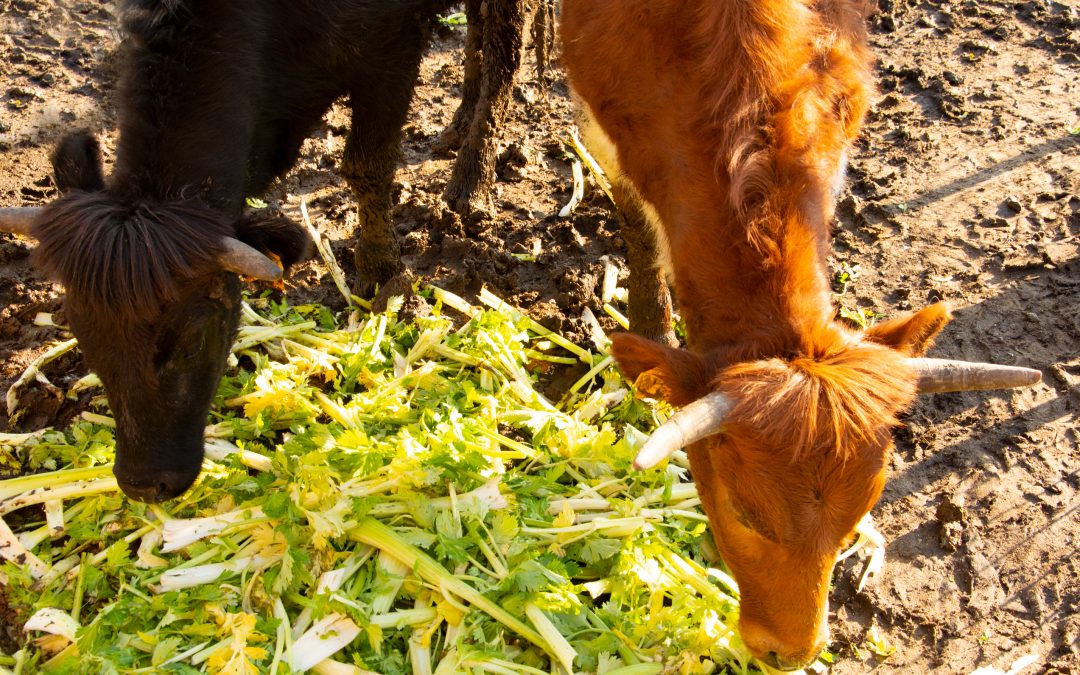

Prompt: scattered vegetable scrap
[{"left": 0, "top": 287, "right": 848, "bottom": 674}]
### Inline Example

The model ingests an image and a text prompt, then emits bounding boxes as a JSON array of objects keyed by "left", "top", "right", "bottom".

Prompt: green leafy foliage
[{"left": 0, "top": 288, "right": 788, "bottom": 673}]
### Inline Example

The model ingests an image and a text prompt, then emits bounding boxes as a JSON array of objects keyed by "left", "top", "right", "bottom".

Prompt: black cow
[{"left": 0, "top": 0, "right": 538, "bottom": 502}]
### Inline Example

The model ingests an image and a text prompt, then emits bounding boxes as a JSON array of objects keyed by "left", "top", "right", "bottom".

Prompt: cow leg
[
  {"left": 434, "top": 0, "right": 484, "bottom": 154},
  {"left": 442, "top": 0, "right": 528, "bottom": 215},
  {"left": 613, "top": 180, "right": 679, "bottom": 347},
  {"left": 343, "top": 71, "right": 424, "bottom": 292},
  {"left": 532, "top": 0, "right": 554, "bottom": 84}
]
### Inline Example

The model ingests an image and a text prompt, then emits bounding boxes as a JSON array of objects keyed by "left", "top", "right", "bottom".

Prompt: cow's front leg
[
  {"left": 343, "top": 78, "right": 422, "bottom": 293},
  {"left": 434, "top": 0, "right": 484, "bottom": 155},
  {"left": 613, "top": 180, "right": 678, "bottom": 347},
  {"left": 443, "top": 0, "right": 529, "bottom": 216}
]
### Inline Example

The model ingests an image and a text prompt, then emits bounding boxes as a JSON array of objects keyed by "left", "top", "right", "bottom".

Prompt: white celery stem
[
  {"left": 6, "top": 338, "right": 79, "bottom": 414},
  {"left": 0, "top": 477, "right": 118, "bottom": 516},
  {"left": 524, "top": 602, "right": 576, "bottom": 674}
]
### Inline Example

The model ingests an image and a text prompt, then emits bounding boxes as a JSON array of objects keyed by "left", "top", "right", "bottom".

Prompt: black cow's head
[{"left": 1, "top": 132, "right": 311, "bottom": 502}]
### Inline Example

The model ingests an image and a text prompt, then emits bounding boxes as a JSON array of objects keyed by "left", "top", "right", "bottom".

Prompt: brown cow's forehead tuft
[
  {"left": 717, "top": 342, "right": 918, "bottom": 463},
  {"left": 31, "top": 190, "right": 232, "bottom": 321}
]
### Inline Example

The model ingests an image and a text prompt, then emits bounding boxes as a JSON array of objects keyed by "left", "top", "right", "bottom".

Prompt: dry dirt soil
[{"left": 1, "top": 1, "right": 1078, "bottom": 673}]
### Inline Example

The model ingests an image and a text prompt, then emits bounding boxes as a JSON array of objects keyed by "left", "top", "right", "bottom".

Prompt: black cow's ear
[
  {"left": 52, "top": 131, "right": 106, "bottom": 192},
  {"left": 234, "top": 210, "right": 314, "bottom": 271}
]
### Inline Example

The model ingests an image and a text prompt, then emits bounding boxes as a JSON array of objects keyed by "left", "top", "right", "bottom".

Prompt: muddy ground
[{"left": 1, "top": 0, "right": 1078, "bottom": 672}]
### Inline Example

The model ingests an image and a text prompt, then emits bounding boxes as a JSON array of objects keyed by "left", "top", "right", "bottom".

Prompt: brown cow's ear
[
  {"left": 864, "top": 302, "right": 952, "bottom": 356},
  {"left": 610, "top": 333, "right": 711, "bottom": 406}
]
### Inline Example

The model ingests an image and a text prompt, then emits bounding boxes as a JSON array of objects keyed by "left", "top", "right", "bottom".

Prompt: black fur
[
  {"left": 32, "top": 0, "right": 459, "bottom": 502},
  {"left": 51, "top": 131, "right": 106, "bottom": 192}
]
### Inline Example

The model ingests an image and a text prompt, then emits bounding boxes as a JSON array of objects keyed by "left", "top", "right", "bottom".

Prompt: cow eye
[{"left": 730, "top": 499, "right": 777, "bottom": 541}]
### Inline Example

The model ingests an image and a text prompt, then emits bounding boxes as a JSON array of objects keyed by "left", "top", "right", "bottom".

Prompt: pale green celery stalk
[
  {"left": 406, "top": 324, "right": 452, "bottom": 364},
  {"left": 568, "top": 355, "right": 615, "bottom": 395},
  {"left": 522, "top": 349, "right": 579, "bottom": 367},
  {"left": 349, "top": 295, "right": 373, "bottom": 311},
  {"left": 349, "top": 518, "right": 558, "bottom": 660},
  {"left": 605, "top": 665, "right": 665, "bottom": 675},
  {"left": 573, "top": 508, "right": 707, "bottom": 525},
  {"left": 189, "top": 637, "right": 231, "bottom": 666},
  {"left": 314, "top": 390, "right": 357, "bottom": 428},
  {"left": 43, "top": 500, "right": 63, "bottom": 536},
  {"left": 282, "top": 338, "right": 340, "bottom": 366},
  {"left": 67, "top": 373, "right": 101, "bottom": 397},
  {"left": 371, "top": 549, "right": 410, "bottom": 614},
  {"left": 460, "top": 658, "right": 550, "bottom": 675},
  {"left": 585, "top": 306, "right": 613, "bottom": 353},
  {"left": 154, "top": 553, "right": 279, "bottom": 593},
  {"left": 18, "top": 500, "right": 87, "bottom": 553},
  {"left": 571, "top": 388, "right": 627, "bottom": 423},
  {"left": 6, "top": 338, "right": 79, "bottom": 414},
  {"left": 0, "top": 517, "right": 48, "bottom": 578},
  {"left": 291, "top": 550, "right": 374, "bottom": 640},
  {"left": 564, "top": 129, "right": 614, "bottom": 204},
  {"left": 661, "top": 550, "right": 738, "bottom": 602},
  {"left": 472, "top": 426, "right": 538, "bottom": 459},
  {"left": 432, "top": 341, "right": 483, "bottom": 367},
  {"left": 240, "top": 301, "right": 276, "bottom": 327},
  {"left": 558, "top": 156, "right": 584, "bottom": 217},
  {"left": 32, "top": 552, "right": 79, "bottom": 589},
  {"left": 65, "top": 524, "right": 156, "bottom": 584},
  {"left": 585, "top": 609, "right": 643, "bottom": 665},
  {"left": 0, "top": 477, "right": 118, "bottom": 517},
  {"left": 639, "top": 482, "right": 699, "bottom": 506},
  {"left": 300, "top": 200, "right": 354, "bottom": 308},
  {"left": 80, "top": 411, "right": 115, "bottom": 427},
  {"left": 0, "top": 465, "right": 113, "bottom": 502},
  {"left": 601, "top": 256, "right": 620, "bottom": 305},
  {"left": 429, "top": 286, "right": 481, "bottom": 319},
  {"left": 269, "top": 598, "right": 289, "bottom": 675},
  {"left": 524, "top": 602, "right": 576, "bottom": 674},
  {"left": 203, "top": 439, "right": 273, "bottom": 473},
  {"left": 0, "top": 430, "right": 51, "bottom": 447},
  {"left": 409, "top": 628, "right": 432, "bottom": 675},
  {"left": 520, "top": 516, "right": 649, "bottom": 539},
  {"left": 160, "top": 506, "right": 266, "bottom": 552},
  {"left": 545, "top": 498, "right": 611, "bottom": 515},
  {"left": 311, "top": 660, "right": 379, "bottom": 675},
  {"left": 603, "top": 303, "right": 631, "bottom": 331},
  {"left": 289, "top": 613, "right": 362, "bottom": 672},
  {"left": 476, "top": 288, "right": 593, "bottom": 364},
  {"left": 369, "top": 607, "right": 439, "bottom": 629},
  {"left": 231, "top": 321, "right": 317, "bottom": 352},
  {"left": 127, "top": 641, "right": 209, "bottom": 673},
  {"left": 369, "top": 313, "right": 388, "bottom": 358},
  {"left": 293, "top": 330, "right": 352, "bottom": 353}
]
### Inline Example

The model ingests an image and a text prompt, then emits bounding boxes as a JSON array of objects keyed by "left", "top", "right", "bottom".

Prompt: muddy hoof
[
  {"left": 353, "top": 244, "right": 403, "bottom": 297},
  {"left": 372, "top": 272, "right": 431, "bottom": 322},
  {"left": 432, "top": 126, "right": 464, "bottom": 156},
  {"left": 445, "top": 189, "right": 494, "bottom": 221}
]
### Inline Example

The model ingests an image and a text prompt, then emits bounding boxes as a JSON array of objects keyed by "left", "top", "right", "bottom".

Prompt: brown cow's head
[
  {"left": 1, "top": 132, "right": 311, "bottom": 503},
  {"left": 611, "top": 305, "right": 1039, "bottom": 670}
]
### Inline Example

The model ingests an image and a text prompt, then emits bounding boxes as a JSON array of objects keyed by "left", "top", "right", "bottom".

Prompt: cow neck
[
  {"left": 109, "top": 6, "right": 257, "bottom": 219},
  {"left": 669, "top": 204, "right": 838, "bottom": 362}
]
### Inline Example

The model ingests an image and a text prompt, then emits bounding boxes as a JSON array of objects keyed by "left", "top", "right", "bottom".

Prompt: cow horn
[
  {"left": 217, "top": 238, "right": 283, "bottom": 281},
  {"left": 633, "top": 391, "right": 734, "bottom": 470},
  {"left": 0, "top": 207, "right": 42, "bottom": 237},
  {"left": 907, "top": 357, "right": 1042, "bottom": 393}
]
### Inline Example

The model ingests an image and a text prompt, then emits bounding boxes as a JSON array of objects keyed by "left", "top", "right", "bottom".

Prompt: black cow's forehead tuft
[{"left": 31, "top": 191, "right": 233, "bottom": 321}]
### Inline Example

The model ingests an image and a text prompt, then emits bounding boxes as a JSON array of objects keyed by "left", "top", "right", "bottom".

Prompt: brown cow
[{"left": 561, "top": 0, "right": 1040, "bottom": 669}]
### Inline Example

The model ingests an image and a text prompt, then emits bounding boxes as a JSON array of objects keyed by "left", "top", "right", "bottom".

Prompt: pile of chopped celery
[{"left": 0, "top": 286, "right": 793, "bottom": 675}]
